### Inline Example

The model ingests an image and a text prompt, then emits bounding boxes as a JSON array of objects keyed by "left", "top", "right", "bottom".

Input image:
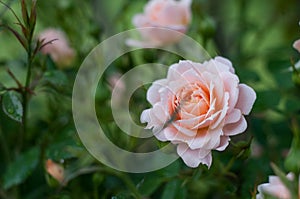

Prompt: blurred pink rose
[
  {"left": 108, "top": 72, "right": 126, "bottom": 107},
  {"left": 129, "top": 0, "right": 192, "bottom": 47},
  {"left": 293, "top": 39, "right": 300, "bottom": 53},
  {"left": 140, "top": 56, "right": 256, "bottom": 168},
  {"left": 256, "top": 173, "right": 299, "bottom": 199},
  {"left": 38, "top": 28, "right": 75, "bottom": 68}
]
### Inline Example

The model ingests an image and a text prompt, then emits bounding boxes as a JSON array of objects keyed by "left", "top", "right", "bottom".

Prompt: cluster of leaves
[{"left": 0, "top": 0, "right": 299, "bottom": 199}]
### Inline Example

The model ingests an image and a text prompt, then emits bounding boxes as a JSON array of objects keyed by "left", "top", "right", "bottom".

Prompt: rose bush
[
  {"left": 128, "top": 0, "right": 192, "bottom": 47},
  {"left": 141, "top": 56, "right": 256, "bottom": 168},
  {"left": 38, "top": 28, "right": 75, "bottom": 68}
]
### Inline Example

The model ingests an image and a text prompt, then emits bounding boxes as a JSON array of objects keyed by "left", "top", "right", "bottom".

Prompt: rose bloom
[
  {"left": 140, "top": 56, "right": 256, "bottom": 168},
  {"left": 293, "top": 39, "right": 300, "bottom": 53},
  {"left": 256, "top": 173, "right": 299, "bottom": 199},
  {"left": 45, "top": 159, "right": 65, "bottom": 184},
  {"left": 129, "top": 0, "right": 192, "bottom": 47},
  {"left": 38, "top": 28, "right": 75, "bottom": 68}
]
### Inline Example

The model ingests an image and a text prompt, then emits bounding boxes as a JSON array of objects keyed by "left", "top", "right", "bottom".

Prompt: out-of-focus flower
[
  {"left": 256, "top": 173, "right": 299, "bottom": 199},
  {"left": 251, "top": 141, "right": 263, "bottom": 158},
  {"left": 128, "top": 0, "right": 192, "bottom": 47},
  {"left": 45, "top": 159, "right": 65, "bottom": 184},
  {"left": 140, "top": 56, "right": 256, "bottom": 168},
  {"left": 293, "top": 39, "right": 300, "bottom": 53},
  {"left": 38, "top": 28, "right": 75, "bottom": 68},
  {"left": 108, "top": 72, "right": 126, "bottom": 107}
]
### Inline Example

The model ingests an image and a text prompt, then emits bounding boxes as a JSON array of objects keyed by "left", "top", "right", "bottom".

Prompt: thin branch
[
  {"left": 0, "top": 0, "right": 14, "bottom": 18},
  {"left": 0, "top": 0, "right": 22, "bottom": 25},
  {"left": 6, "top": 68, "right": 22, "bottom": 89}
]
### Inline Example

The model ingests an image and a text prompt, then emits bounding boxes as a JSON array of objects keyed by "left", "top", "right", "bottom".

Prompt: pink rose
[
  {"left": 38, "top": 28, "right": 75, "bottom": 68},
  {"left": 129, "top": 0, "right": 192, "bottom": 47},
  {"left": 140, "top": 56, "right": 256, "bottom": 168},
  {"left": 256, "top": 173, "right": 299, "bottom": 199},
  {"left": 293, "top": 39, "right": 300, "bottom": 53}
]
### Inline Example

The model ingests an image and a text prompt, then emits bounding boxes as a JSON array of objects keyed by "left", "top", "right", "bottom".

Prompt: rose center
[{"left": 171, "top": 83, "right": 210, "bottom": 120}]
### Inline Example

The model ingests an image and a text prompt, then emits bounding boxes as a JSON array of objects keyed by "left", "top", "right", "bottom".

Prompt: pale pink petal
[
  {"left": 140, "top": 109, "right": 159, "bottom": 129},
  {"left": 172, "top": 122, "right": 197, "bottom": 137},
  {"left": 293, "top": 39, "right": 300, "bottom": 53},
  {"left": 215, "top": 136, "right": 230, "bottom": 151},
  {"left": 132, "top": 14, "right": 148, "bottom": 27},
  {"left": 187, "top": 128, "right": 222, "bottom": 150},
  {"left": 146, "top": 79, "right": 167, "bottom": 104},
  {"left": 220, "top": 72, "right": 239, "bottom": 111},
  {"left": 210, "top": 92, "right": 229, "bottom": 129},
  {"left": 175, "top": 115, "right": 206, "bottom": 129},
  {"left": 225, "top": 109, "right": 242, "bottom": 124},
  {"left": 152, "top": 103, "right": 169, "bottom": 123},
  {"left": 235, "top": 84, "right": 256, "bottom": 115},
  {"left": 177, "top": 143, "right": 212, "bottom": 167},
  {"left": 140, "top": 109, "right": 151, "bottom": 125},
  {"left": 223, "top": 116, "right": 247, "bottom": 136},
  {"left": 214, "top": 56, "right": 235, "bottom": 73}
]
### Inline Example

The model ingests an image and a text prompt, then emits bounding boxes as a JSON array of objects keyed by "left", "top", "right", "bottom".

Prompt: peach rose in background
[
  {"left": 256, "top": 173, "right": 299, "bottom": 199},
  {"left": 45, "top": 159, "right": 65, "bottom": 184},
  {"left": 140, "top": 57, "right": 256, "bottom": 168},
  {"left": 38, "top": 28, "right": 75, "bottom": 68},
  {"left": 128, "top": 0, "right": 192, "bottom": 47}
]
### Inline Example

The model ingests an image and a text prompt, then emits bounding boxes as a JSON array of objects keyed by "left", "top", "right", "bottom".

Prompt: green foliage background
[{"left": 0, "top": 0, "right": 300, "bottom": 198}]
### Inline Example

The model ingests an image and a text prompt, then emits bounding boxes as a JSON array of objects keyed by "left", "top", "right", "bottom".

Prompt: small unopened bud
[
  {"left": 292, "top": 70, "right": 300, "bottom": 87},
  {"left": 45, "top": 159, "right": 65, "bottom": 184}
]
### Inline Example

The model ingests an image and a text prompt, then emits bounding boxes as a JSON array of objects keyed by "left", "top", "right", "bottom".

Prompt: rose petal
[
  {"left": 132, "top": 14, "right": 148, "bottom": 27},
  {"left": 215, "top": 136, "right": 230, "bottom": 151},
  {"left": 220, "top": 72, "right": 239, "bottom": 111},
  {"left": 225, "top": 109, "right": 242, "bottom": 124},
  {"left": 223, "top": 116, "right": 247, "bottom": 136},
  {"left": 177, "top": 143, "right": 212, "bottom": 167},
  {"left": 293, "top": 39, "right": 300, "bottom": 53},
  {"left": 187, "top": 128, "right": 222, "bottom": 150},
  {"left": 235, "top": 84, "right": 256, "bottom": 115},
  {"left": 173, "top": 122, "right": 197, "bottom": 137},
  {"left": 147, "top": 79, "right": 167, "bottom": 104},
  {"left": 214, "top": 56, "right": 235, "bottom": 73}
]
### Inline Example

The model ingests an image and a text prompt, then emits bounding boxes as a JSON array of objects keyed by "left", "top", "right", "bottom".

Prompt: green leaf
[
  {"left": 41, "top": 70, "right": 69, "bottom": 94},
  {"left": 161, "top": 180, "right": 186, "bottom": 199},
  {"left": 0, "top": 83, "right": 6, "bottom": 95},
  {"left": 3, "top": 147, "right": 40, "bottom": 189},
  {"left": 138, "top": 176, "right": 164, "bottom": 196},
  {"left": 2, "top": 91, "right": 23, "bottom": 122}
]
